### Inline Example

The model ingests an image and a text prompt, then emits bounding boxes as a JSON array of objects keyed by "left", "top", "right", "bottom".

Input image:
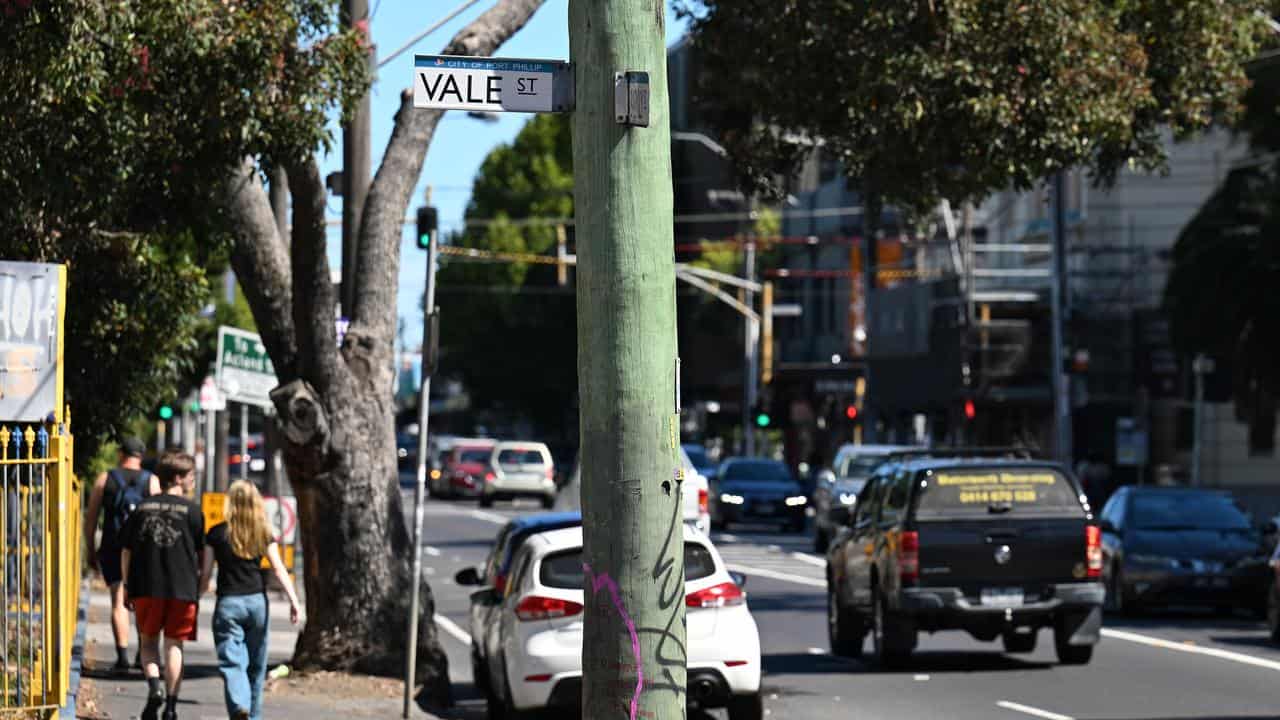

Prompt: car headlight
[
  {"left": 1129, "top": 554, "right": 1180, "bottom": 569},
  {"left": 720, "top": 493, "right": 745, "bottom": 505},
  {"left": 785, "top": 495, "right": 808, "bottom": 507},
  {"left": 839, "top": 493, "right": 857, "bottom": 505}
]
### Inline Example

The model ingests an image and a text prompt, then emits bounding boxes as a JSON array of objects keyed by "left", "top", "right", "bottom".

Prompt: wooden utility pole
[
  {"left": 569, "top": 1, "right": 685, "bottom": 717},
  {"left": 341, "top": 0, "right": 372, "bottom": 318}
]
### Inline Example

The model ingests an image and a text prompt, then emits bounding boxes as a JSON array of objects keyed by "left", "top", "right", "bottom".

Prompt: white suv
[
  {"left": 480, "top": 441, "right": 557, "bottom": 508},
  {"left": 478, "top": 525, "right": 762, "bottom": 719}
]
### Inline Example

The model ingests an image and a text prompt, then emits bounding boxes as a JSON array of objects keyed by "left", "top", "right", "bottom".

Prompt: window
[
  {"left": 853, "top": 475, "right": 885, "bottom": 527},
  {"left": 1130, "top": 491, "right": 1250, "bottom": 531},
  {"left": 880, "top": 470, "right": 911, "bottom": 524},
  {"left": 842, "top": 455, "right": 887, "bottom": 480},
  {"left": 498, "top": 449, "right": 546, "bottom": 466},
  {"left": 1100, "top": 493, "right": 1126, "bottom": 531},
  {"left": 722, "top": 460, "right": 792, "bottom": 483},
  {"left": 508, "top": 549, "right": 534, "bottom": 598},
  {"left": 457, "top": 448, "right": 492, "bottom": 464},
  {"left": 483, "top": 526, "right": 514, "bottom": 583},
  {"left": 915, "top": 468, "right": 1085, "bottom": 519},
  {"left": 538, "top": 543, "right": 718, "bottom": 590}
]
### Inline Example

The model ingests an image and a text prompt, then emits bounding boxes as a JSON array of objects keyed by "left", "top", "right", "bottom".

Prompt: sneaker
[
  {"left": 231, "top": 710, "right": 250, "bottom": 720},
  {"left": 162, "top": 708, "right": 178, "bottom": 720},
  {"left": 141, "top": 680, "right": 165, "bottom": 720},
  {"left": 109, "top": 659, "right": 130, "bottom": 676}
]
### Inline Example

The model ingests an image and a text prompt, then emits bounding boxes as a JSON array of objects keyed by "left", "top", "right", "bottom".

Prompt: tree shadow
[{"left": 763, "top": 649, "right": 1052, "bottom": 676}]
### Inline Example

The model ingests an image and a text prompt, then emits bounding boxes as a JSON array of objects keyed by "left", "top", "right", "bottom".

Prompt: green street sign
[{"left": 215, "top": 326, "right": 276, "bottom": 408}]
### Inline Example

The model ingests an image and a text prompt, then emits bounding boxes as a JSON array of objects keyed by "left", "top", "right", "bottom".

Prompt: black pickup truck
[{"left": 825, "top": 454, "right": 1104, "bottom": 667}]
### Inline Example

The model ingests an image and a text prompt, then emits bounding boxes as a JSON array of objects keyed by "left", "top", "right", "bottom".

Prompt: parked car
[
  {"left": 557, "top": 445, "right": 710, "bottom": 534},
  {"left": 812, "top": 444, "right": 919, "bottom": 553},
  {"left": 227, "top": 433, "right": 267, "bottom": 482},
  {"left": 709, "top": 458, "right": 808, "bottom": 532},
  {"left": 1098, "top": 486, "right": 1272, "bottom": 616},
  {"left": 429, "top": 440, "right": 497, "bottom": 499},
  {"left": 459, "top": 524, "right": 762, "bottom": 719},
  {"left": 682, "top": 443, "right": 718, "bottom": 480},
  {"left": 481, "top": 441, "right": 557, "bottom": 508},
  {"left": 826, "top": 454, "right": 1103, "bottom": 667},
  {"left": 454, "top": 512, "right": 584, "bottom": 696}
]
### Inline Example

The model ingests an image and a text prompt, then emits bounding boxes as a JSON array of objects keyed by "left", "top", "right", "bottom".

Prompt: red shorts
[{"left": 132, "top": 597, "right": 198, "bottom": 641}]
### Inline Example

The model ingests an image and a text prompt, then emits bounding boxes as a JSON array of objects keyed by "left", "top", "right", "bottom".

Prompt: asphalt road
[{"left": 412, "top": 494, "right": 1280, "bottom": 720}]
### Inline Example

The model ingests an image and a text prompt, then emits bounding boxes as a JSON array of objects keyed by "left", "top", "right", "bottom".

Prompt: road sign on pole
[
  {"left": 413, "top": 55, "right": 574, "bottom": 113},
  {"left": 216, "top": 326, "right": 276, "bottom": 408}
]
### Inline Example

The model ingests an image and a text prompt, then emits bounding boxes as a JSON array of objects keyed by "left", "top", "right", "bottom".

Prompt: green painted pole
[{"left": 569, "top": 1, "right": 685, "bottom": 718}]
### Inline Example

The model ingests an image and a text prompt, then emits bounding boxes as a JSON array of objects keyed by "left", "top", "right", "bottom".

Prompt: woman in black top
[{"left": 199, "top": 481, "right": 302, "bottom": 720}]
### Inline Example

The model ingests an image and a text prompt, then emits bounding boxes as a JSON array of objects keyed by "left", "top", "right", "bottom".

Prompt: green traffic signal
[
  {"left": 755, "top": 413, "right": 770, "bottom": 428},
  {"left": 158, "top": 405, "right": 174, "bottom": 420},
  {"left": 416, "top": 206, "right": 438, "bottom": 250}
]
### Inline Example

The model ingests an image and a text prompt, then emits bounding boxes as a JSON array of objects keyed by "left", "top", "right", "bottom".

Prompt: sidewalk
[{"left": 77, "top": 580, "right": 448, "bottom": 720}]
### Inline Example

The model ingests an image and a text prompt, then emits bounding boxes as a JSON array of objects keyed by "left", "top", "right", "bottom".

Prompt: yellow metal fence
[{"left": 0, "top": 419, "right": 77, "bottom": 717}]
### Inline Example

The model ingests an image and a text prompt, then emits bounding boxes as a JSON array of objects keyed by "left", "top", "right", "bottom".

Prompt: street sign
[
  {"left": 413, "top": 55, "right": 574, "bottom": 113},
  {"left": 216, "top": 326, "right": 276, "bottom": 408},
  {"left": 199, "top": 376, "right": 227, "bottom": 412},
  {"left": 0, "top": 261, "right": 66, "bottom": 422},
  {"left": 771, "top": 303, "right": 803, "bottom": 317}
]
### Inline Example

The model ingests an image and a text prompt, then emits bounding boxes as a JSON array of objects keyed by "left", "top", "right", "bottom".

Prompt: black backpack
[{"left": 103, "top": 469, "right": 151, "bottom": 544}]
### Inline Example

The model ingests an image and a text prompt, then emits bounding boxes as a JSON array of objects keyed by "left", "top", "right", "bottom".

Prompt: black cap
[{"left": 121, "top": 437, "right": 146, "bottom": 458}]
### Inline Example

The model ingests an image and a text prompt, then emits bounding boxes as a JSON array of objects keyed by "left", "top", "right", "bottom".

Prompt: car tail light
[
  {"left": 524, "top": 674, "right": 552, "bottom": 683},
  {"left": 230, "top": 454, "right": 244, "bottom": 465},
  {"left": 899, "top": 531, "right": 920, "bottom": 585},
  {"left": 545, "top": 466, "right": 554, "bottom": 481},
  {"left": 698, "top": 488, "right": 709, "bottom": 514},
  {"left": 1086, "top": 525, "right": 1103, "bottom": 578},
  {"left": 686, "top": 582, "right": 745, "bottom": 609},
  {"left": 515, "top": 595, "right": 584, "bottom": 622},
  {"left": 485, "top": 471, "right": 496, "bottom": 484}
]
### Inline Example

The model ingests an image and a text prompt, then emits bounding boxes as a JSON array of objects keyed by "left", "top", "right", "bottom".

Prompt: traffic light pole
[
  {"left": 404, "top": 229, "right": 438, "bottom": 718},
  {"left": 743, "top": 240, "right": 757, "bottom": 456}
]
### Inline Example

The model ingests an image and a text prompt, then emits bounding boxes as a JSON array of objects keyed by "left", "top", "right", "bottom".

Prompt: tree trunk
[{"left": 570, "top": 1, "right": 686, "bottom": 718}]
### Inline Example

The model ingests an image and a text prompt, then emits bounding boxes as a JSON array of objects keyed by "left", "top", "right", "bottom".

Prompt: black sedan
[
  {"left": 709, "top": 457, "right": 808, "bottom": 532},
  {"left": 1099, "top": 486, "right": 1272, "bottom": 615}
]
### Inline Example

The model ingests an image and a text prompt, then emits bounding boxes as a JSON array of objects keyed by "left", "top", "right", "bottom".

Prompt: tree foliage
[
  {"left": 677, "top": 0, "right": 1270, "bottom": 209},
  {"left": 0, "top": 0, "right": 365, "bottom": 468},
  {"left": 439, "top": 114, "right": 577, "bottom": 433}
]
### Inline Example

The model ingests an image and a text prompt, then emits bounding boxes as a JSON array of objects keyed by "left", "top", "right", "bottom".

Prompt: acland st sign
[{"left": 413, "top": 55, "right": 574, "bottom": 114}]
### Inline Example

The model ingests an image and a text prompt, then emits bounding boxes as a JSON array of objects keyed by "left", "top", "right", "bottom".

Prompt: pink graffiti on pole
[{"left": 583, "top": 563, "right": 644, "bottom": 720}]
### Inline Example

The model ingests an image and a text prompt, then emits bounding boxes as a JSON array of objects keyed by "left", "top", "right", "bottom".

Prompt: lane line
[
  {"left": 1101, "top": 628, "right": 1280, "bottom": 673},
  {"left": 726, "top": 564, "right": 825, "bottom": 588},
  {"left": 468, "top": 509, "right": 509, "bottom": 525},
  {"left": 434, "top": 614, "right": 473, "bottom": 646},
  {"left": 424, "top": 545, "right": 442, "bottom": 557},
  {"left": 996, "top": 701, "right": 1075, "bottom": 720},
  {"left": 790, "top": 552, "right": 827, "bottom": 567}
]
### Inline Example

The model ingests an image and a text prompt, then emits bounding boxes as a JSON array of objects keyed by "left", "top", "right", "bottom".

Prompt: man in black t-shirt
[{"left": 121, "top": 451, "right": 203, "bottom": 720}]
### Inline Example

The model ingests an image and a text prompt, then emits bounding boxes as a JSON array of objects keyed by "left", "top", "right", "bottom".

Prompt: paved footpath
[{"left": 78, "top": 580, "right": 448, "bottom": 720}]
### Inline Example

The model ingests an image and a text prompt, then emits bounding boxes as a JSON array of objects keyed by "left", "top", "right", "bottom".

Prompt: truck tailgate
[{"left": 916, "top": 518, "right": 1089, "bottom": 595}]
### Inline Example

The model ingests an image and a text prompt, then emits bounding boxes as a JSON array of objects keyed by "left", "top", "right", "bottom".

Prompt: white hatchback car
[{"left": 479, "top": 525, "right": 762, "bottom": 719}]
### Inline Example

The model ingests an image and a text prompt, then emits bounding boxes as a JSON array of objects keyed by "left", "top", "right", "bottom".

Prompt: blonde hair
[{"left": 226, "top": 481, "right": 273, "bottom": 560}]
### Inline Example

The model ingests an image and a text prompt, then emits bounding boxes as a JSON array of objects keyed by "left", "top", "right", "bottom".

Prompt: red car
[{"left": 433, "top": 441, "right": 497, "bottom": 500}]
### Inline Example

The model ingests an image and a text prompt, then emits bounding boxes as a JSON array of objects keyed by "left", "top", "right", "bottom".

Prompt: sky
[{"left": 319, "top": 1, "right": 689, "bottom": 347}]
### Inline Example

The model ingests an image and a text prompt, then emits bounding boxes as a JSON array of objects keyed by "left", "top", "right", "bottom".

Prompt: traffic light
[
  {"left": 158, "top": 405, "right": 174, "bottom": 420},
  {"left": 416, "top": 206, "right": 438, "bottom": 250},
  {"left": 964, "top": 399, "right": 976, "bottom": 421},
  {"left": 753, "top": 403, "right": 771, "bottom": 428},
  {"left": 845, "top": 404, "right": 858, "bottom": 421}
]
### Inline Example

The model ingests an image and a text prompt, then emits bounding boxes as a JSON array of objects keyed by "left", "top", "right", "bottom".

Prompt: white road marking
[
  {"left": 424, "top": 546, "right": 442, "bottom": 557},
  {"left": 790, "top": 552, "right": 827, "bottom": 568},
  {"left": 727, "top": 564, "right": 826, "bottom": 588},
  {"left": 767, "top": 544, "right": 782, "bottom": 552},
  {"left": 468, "top": 509, "right": 509, "bottom": 525},
  {"left": 434, "top": 613, "right": 472, "bottom": 646},
  {"left": 719, "top": 533, "right": 740, "bottom": 542},
  {"left": 1101, "top": 628, "right": 1280, "bottom": 673},
  {"left": 913, "top": 674, "right": 930, "bottom": 681},
  {"left": 806, "top": 647, "right": 826, "bottom": 655},
  {"left": 996, "top": 700, "right": 1075, "bottom": 720}
]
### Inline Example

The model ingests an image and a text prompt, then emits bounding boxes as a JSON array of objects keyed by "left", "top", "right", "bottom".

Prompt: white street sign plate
[{"left": 413, "top": 55, "right": 573, "bottom": 113}]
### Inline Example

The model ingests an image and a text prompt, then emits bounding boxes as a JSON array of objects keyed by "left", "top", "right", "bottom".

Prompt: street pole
[
  {"left": 569, "top": 1, "right": 685, "bottom": 717},
  {"left": 203, "top": 408, "right": 215, "bottom": 497},
  {"left": 156, "top": 421, "right": 166, "bottom": 455},
  {"left": 341, "top": 0, "right": 372, "bottom": 318},
  {"left": 1191, "top": 353, "right": 1212, "bottom": 487},
  {"left": 239, "top": 403, "right": 249, "bottom": 483},
  {"left": 404, "top": 231, "right": 438, "bottom": 718},
  {"left": 862, "top": 197, "right": 880, "bottom": 443},
  {"left": 1050, "top": 171, "right": 1074, "bottom": 464},
  {"left": 744, "top": 239, "right": 757, "bottom": 456}
]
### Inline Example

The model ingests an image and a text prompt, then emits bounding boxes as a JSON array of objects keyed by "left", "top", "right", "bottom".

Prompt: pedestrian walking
[
  {"left": 83, "top": 436, "right": 160, "bottom": 673},
  {"left": 199, "top": 480, "right": 302, "bottom": 720},
  {"left": 121, "top": 451, "right": 204, "bottom": 720}
]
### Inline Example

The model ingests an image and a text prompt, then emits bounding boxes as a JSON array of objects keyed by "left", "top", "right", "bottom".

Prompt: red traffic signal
[
  {"left": 963, "top": 399, "right": 976, "bottom": 420},
  {"left": 845, "top": 405, "right": 858, "bottom": 420}
]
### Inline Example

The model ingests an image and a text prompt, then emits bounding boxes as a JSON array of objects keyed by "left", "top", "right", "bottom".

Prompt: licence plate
[
  {"left": 980, "top": 588, "right": 1024, "bottom": 608},
  {"left": 755, "top": 503, "right": 775, "bottom": 515}
]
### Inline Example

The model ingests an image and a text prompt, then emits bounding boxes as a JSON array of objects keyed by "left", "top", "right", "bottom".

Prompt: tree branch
[
  {"left": 224, "top": 158, "right": 299, "bottom": 381},
  {"left": 287, "top": 156, "right": 347, "bottom": 394},
  {"left": 354, "top": 0, "right": 549, "bottom": 341}
]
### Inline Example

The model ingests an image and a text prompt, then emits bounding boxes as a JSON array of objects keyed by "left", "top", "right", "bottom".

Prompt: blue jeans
[{"left": 213, "top": 593, "right": 269, "bottom": 720}]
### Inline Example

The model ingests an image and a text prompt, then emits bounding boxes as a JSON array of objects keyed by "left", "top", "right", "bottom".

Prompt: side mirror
[
  {"left": 1099, "top": 519, "right": 1117, "bottom": 535},
  {"left": 817, "top": 469, "right": 836, "bottom": 485},
  {"left": 455, "top": 567, "right": 482, "bottom": 586},
  {"left": 729, "top": 571, "right": 747, "bottom": 589}
]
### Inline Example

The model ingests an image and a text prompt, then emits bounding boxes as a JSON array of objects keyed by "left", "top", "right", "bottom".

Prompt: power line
[{"left": 378, "top": 0, "right": 484, "bottom": 69}]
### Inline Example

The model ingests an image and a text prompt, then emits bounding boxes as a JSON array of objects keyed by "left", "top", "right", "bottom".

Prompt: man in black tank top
[{"left": 84, "top": 437, "right": 160, "bottom": 673}]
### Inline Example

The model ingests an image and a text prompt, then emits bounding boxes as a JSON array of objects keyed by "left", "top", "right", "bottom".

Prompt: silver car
[{"left": 480, "top": 442, "right": 557, "bottom": 508}]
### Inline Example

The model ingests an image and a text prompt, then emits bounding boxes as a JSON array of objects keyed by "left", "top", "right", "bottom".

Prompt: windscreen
[
  {"left": 457, "top": 448, "right": 491, "bottom": 464},
  {"left": 1132, "top": 492, "right": 1250, "bottom": 531},
  {"left": 845, "top": 456, "right": 886, "bottom": 477},
  {"left": 685, "top": 446, "right": 709, "bottom": 468},
  {"left": 915, "top": 468, "right": 1083, "bottom": 518},
  {"left": 499, "top": 449, "right": 545, "bottom": 466},
  {"left": 540, "top": 543, "right": 717, "bottom": 589},
  {"left": 722, "top": 461, "right": 791, "bottom": 484}
]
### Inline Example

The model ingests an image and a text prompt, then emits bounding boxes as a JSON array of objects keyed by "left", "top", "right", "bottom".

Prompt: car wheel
[
  {"left": 871, "top": 587, "right": 913, "bottom": 668},
  {"left": 827, "top": 583, "right": 864, "bottom": 658},
  {"left": 726, "top": 692, "right": 764, "bottom": 720},
  {"left": 479, "top": 494, "right": 494, "bottom": 509},
  {"left": 1053, "top": 630, "right": 1094, "bottom": 666},
  {"left": 1002, "top": 630, "right": 1038, "bottom": 654},
  {"left": 1267, "top": 579, "right": 1280, "bottom": 643},
  {"left": 1105, "top": 564, "right": 1136, "bottom": 616}
]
